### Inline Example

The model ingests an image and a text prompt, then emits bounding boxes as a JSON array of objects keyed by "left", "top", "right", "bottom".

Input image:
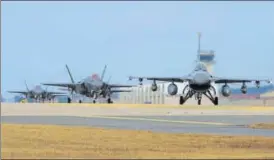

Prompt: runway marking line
[{"left": 87, "top": 115, "right": 233, "bottom": 126}]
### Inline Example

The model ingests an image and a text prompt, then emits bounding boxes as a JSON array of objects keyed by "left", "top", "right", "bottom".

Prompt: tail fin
[
  {"left": 103, "top": 76, "right": 112, "bottom": 90},
  {"left": 197, "top": 32, "right": 202, "bottom": 63},
  {"left": 45, "top": 86, "right": 48, "bottom": 92},
  {"left": 65, "top": 64, "right": 75, "bottom": 84},
  {"left": 100, "top": 65, "right": 107, "bottom": 81},
  {"left": 107, "top": 75, "right": 112, "bottom": 84},
  {"left": 24, "top": 80, "right": 30, "bottom": 91}
]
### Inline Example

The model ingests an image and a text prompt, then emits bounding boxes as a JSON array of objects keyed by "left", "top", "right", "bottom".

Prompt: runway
[
  {"left": 2, "top": 115, "right": 274, "bottom": 137},
  {"left": 2, "top": 103, "right": 274, "bottom": 137}
]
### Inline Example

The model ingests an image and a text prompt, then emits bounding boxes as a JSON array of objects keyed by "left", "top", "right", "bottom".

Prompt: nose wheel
[{"left": 196, "top": 93, "right": 202, "bottom": 105}]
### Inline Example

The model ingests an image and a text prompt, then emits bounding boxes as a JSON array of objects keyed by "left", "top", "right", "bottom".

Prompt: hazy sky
[{"left": 2, "top": 2, "right": 274, "bottom": 99}]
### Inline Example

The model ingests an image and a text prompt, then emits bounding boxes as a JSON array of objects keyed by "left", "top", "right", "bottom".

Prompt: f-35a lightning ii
[
  {"left": 129, "top": 33, "right": 272, "bottom": 106},
  {"left": 42, "top": 65, "right": 134, "bottom": 103},
  {"left": 8, "top": 81, "right": 67, "bottom": 102}
]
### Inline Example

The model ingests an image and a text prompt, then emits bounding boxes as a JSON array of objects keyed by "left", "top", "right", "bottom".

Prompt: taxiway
[{"left": 1, "top": 103, "right": 274, "bottom": 137}]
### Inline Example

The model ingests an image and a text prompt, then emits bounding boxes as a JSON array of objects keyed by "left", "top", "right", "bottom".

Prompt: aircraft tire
[
  {"left": 107, "top": 98, "right": 113, "bottom": 104},
  {"left": 67, "top": 97, "right": 71, "bottom": 103},
  {"left": 93, "top": 100, "right": 96, "bottom": 104},
  {"left": 198, "top": 99, "right": 201, "bottom": 105},
  {"left": 179, "top": 96, "right": 185, "bottom": 105},
  {"left": 214, "top": 97, "right": 218, "bottom": 106},
  {"left": 79, "top": 100, "right": 82, "bottom": 103}
]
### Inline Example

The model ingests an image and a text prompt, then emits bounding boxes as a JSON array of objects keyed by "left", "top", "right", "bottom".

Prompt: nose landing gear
[{"left": 195, "top": 93, "right": 202, "bottom": 105}]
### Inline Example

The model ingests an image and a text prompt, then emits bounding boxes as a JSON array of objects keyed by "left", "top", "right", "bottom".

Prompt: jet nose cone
[{"left": 193, "top": 72, "right": 210, "bottom": 85}]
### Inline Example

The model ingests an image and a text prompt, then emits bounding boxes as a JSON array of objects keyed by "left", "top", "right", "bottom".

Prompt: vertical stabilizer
[
  {"left": 24, "top": 80, "right": 30, "bottom": 91},
  {"left": 100, "top": 65, "right": 107, "bottom": 81},
  {"left": 197, "top": 32, "right": 202, "bottom": 63},
  {"left": 65, "top": 64, "right": 75, "bottom": 84},
  {"left": 107, "top": 76, "right": 112, "bottom": 84}
]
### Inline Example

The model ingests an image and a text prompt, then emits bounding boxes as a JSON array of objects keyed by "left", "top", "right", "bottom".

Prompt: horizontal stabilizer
[{"left": 7, "top": 91, "right": 28, "bottom": 94}]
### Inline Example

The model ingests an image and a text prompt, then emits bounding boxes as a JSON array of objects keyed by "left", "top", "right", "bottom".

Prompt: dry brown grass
[
  {"left": 2, "top": 123, "right": 274, "bottom": 159},
  {"left": 249, "top": 123, "right": 274, "bottom": 129}
]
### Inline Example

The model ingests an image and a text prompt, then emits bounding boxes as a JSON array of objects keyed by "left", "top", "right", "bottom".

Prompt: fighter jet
[
  {"left": 129, "top": 33, "right": 272, "bottom": 106},
  {"left": 42, "top": 65, "right": 134, "bottom": 103},
  {"left": 8, "top": 81, "right": 67, "bottom": 102}
]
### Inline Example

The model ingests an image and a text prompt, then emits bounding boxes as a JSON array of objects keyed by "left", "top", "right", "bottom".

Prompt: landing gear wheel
[
  {"left": 107, "top": 98, "right": 113, "bottom": 104},
  {"left": 179, "top": 96, "right": 185, "bottom": 105},
  {"left": 79, "top": 100, "right": 82, "bottom": 103},
  {"left": 93, "top": 100, "right": 96, "bottom": 104},
  {"left": 67, "top": 97, "right": 71, "bottom": 103},
  {"left": 198, "top": 99, "right": 201, "bottom": 105},
  {"left": 214, "top": 97, "right": 218, "bottom": 106}
]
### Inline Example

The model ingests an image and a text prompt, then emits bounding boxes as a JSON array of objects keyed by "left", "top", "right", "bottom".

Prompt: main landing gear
[
  {"left": 107, "top": 98, "right": 113, "bottom": 104},
  {"left": 67, "top": 97, "right": 71, "bottom": 103},
  {"left": 179, "top": 86, "right": 218, "bottom": 106},
  {"left": 203, "top": 89, "right": 218, "bottom": 106},
  {"left": 179, "top": 90, "right": 195, "bottom": 105},
  {"left": 92, "top": 98, "right": 113, "bottom": 104}
]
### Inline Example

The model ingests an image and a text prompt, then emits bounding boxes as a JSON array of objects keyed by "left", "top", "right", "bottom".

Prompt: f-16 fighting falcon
[
  {"left": 42, "top": 65, "right": 134, "bottom": 103},
  {"left": 8, "top": 81, "right": 67, "bottom": 102},
  {"left": 129, "top": 33, "right": 272, "bottom": 106}
]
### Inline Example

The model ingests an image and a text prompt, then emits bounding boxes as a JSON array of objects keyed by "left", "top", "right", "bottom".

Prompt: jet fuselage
[{"left": 188, "top": 68, "right": 212, "bottom": 92}]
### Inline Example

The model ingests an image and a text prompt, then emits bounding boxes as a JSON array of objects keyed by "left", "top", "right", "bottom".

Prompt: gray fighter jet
[
  {"left": 8, "top": 81, "right": 67, "bottom": 102},
  {"left": 42, "top": 65, "right": 134, "bottom": 103},
  {"left": 129, "top": 33, "right": 272, "bottom": 105}
]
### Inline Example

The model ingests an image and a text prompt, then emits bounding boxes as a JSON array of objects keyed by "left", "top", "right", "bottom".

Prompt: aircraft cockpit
[{"left": 194, "top": 63, "right": 207, "bottom": 71}]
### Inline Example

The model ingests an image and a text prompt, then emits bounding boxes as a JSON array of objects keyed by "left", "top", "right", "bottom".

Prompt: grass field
[
  {"left": 2, "top": 123, "right": 274, "bottom": 159},
  {"left": 249, "top": 123, "right": 274, "bottom": 129}
]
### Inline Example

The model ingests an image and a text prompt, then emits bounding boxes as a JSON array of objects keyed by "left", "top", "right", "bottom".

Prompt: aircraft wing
[
  {"left": 50, "top": 94, "right": 68, "bottom": 97},
  {"left": 7, "top": 91, "right": 28, "bottom": 95},
  {"left": 110, "top": 90, "right": 132, "bottom": 93},
  {"left": 108, "top": 84, "right": 135, "bottom": 88},
  {"left": 129, "top": 76, "right": 190, "bottom": 83},
  {"left": 212, "top": 77, "right": 272, "bottom": 84},
  {"left": 42, "top": 83, "right": 76, "bottom": 88},
  {"left": 47, "top": 91, "right": 67, "bottom": 95}
]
